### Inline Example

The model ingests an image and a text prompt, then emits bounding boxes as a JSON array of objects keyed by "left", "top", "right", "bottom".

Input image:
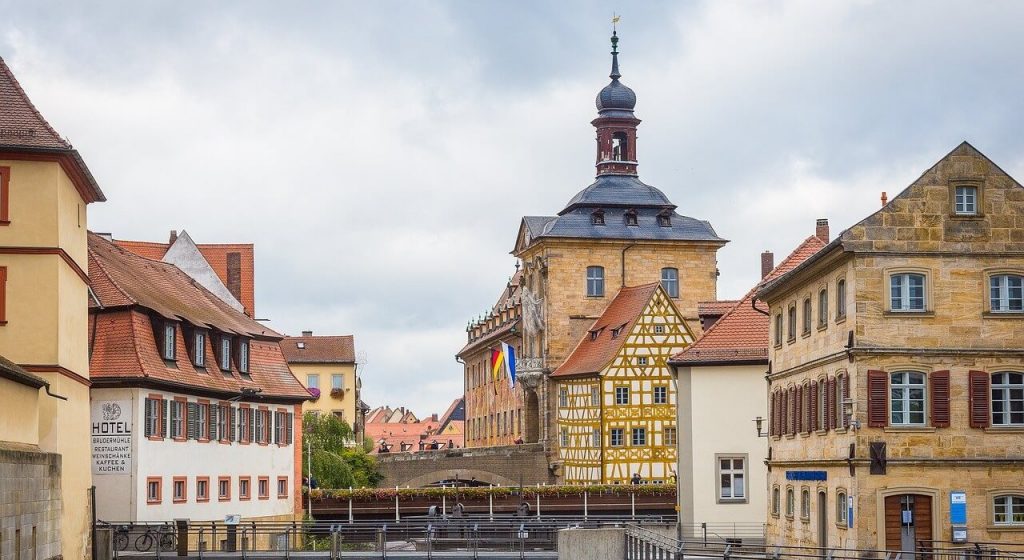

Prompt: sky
[{"left": 4, "top": 1, "right": 1024, "bottom": 416}]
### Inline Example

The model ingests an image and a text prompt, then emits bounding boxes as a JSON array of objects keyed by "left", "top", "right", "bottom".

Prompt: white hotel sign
[{"left": 91, "top": 400, "right": 133, "bottom": 475}]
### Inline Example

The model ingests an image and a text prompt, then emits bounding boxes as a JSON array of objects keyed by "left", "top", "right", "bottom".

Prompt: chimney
[
  {"left": 881, "top": 191, "right": 888, "bottom": 207},
  {"left": 816, "top": 219, "right": 829, "bottom": 243},
  {"left": 431, "top": 413, "right": 439, "bottom": 422},
  {"left": 169, "top": 230, "right": 177, "bottom": 244},
  {"left": 760, "top": 251, "right": 775, "bottom": 279},
  {"left": 301, "top": 330, "right": 313, "bottom": 337}
]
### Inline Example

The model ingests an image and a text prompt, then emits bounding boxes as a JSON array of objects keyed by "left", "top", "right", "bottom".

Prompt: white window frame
[
  {"left": 890, "top": 273, "right": 926, "bottom": 312},
  {"left": 559, "top": 387, "right": 568, "bottom": 408},
  {"left": 592, "top": 428, "right": 600, "bottom": 448},
  {"left": 637, "top": 356, "right": 648, "bottom": 366},
  {"left": 661, "top": 268, "right": 679, "bottom": 298},
  {"left": 170, "top": 400, "right": 184, "bottom": 439},
  {"left": 890, "top": 371, "right": 927, "bottom": 426},
  {"left": 653, "top": 385, "right": 668, "bottom": 405},
  {"left": 610, "top": 428, "right": 624, "bottom": 447},
  {"left": 332, "top": 374, "right": 344, "bottom": 390},
  {"left": 219, "top": 336, "right": 232, "bottom": 370},
  {"left": 663, "top": 426, "right": 677, "bottom": 447},
  {"left": 992, "top": 372, "right": 1024, "bottom": 426},
  {"left": 591, "top": 386, "right": 600, "bottom": 406},
  {"left": 716, "top": 455, "right": 747, "bottom": 503},
  {"left": 631, "top": 427, "right": 646, "bottom": 446},
  {"left": 238, "top": 339, "right": 250, "bottom": 373},
  {"left": 307, "top": 374, "right": 320, "bottom": 389},
  {"left": 955, "top": 185, "right": 978, "bottom": 215},
  {"left": 994, "top": 495, "right": 1024, "bottom": 525},
  {"left": 559, "top": 427, "right": 569, "bottom": 447},
  {"left": 163, "top": 323, "right": 176, "bottom": 360},
  {"left": 193, "top": 330, "right": 206, "bottom": 367},
  {"left": 837, "top": 490, "right": 848, "bottom": 526},
  {"left": 990, "top": 274, "right": 1024, "bottom": 313},
  {"left": 196, "top": 403, "right": 209, "bottom": 440},
  {"left": 654, "top": 324, "right": 665, "bottom": 334},
  {"left": 586, "top": 266, "right": 605, "bottom": 297},
  {"left": 615, "top": 386, "right": 629, "bottom": 405}
]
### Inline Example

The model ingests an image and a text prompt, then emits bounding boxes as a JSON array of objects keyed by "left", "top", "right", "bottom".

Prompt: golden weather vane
[{"left": 612, "top": 13, "right": 621, "bottom": 32}]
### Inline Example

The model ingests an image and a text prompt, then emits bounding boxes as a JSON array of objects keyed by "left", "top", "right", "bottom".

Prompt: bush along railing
[{"left": 308, "top": 483, "right": 677, "bottom": 502}]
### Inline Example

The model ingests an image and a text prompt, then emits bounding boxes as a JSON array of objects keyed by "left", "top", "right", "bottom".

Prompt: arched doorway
[
  {"left": 883, "top": 494, "right": 933, "bottom": 557},
  {"left": 524, "top": 389, "right": 540, "bottom": 443}
]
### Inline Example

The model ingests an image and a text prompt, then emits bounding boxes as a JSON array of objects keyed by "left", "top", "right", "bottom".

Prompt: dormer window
[
  {"left": 624, "top": 210, "right": 638, "bottom": 227},
  {"left": 611, "top": 132, "right": 628, "bottom": 161},
  {"left": 162, "top": 322, "right": 176, "bottom": 361},
  {"left": 296, "top": 341, "right": 306, "bottom": 349},
  {"left": 219, "top": 335, "right": 232, "bottom": 371},
  {"left": 192, "top": 329, "right": 206, "bottom": 368},
  {"left": 591, "top": 210, "right": 605, "bottom": 226},
  {"left": 657, "top": 212, "right": 671, "bottom": 227},
  {"left": 237, "top": 339, "right": 250, "bottom": 374}
]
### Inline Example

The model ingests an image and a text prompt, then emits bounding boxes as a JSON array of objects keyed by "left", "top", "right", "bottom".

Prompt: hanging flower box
[
  {"left": 330, "top": 387, "right": 345, "bottom": 398},
  {"left": 308, "top": 387, "right": 321, "bottom": 400}
]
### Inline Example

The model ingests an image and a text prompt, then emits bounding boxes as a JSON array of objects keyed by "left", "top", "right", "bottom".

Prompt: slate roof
[
  {"left": 521, "top": 207, "right": 723, "bottom": 248},
  {"left": 671, "top": 234, "right": 827, "bottom": 366},
  {"left": 87, "top": 233, "right": 308, "bottom": 400},
  {"left": 280, "top": 335, "right": 356, "bottom": 364},
  {"left": 552, "top": 283, "right": 661, "bottom": 378},
  {"left": 561, "top": 175, "right": 673, "bottom": 213},
  {"left": 0, "top": 56, "right": 105, "bottom": 202}
]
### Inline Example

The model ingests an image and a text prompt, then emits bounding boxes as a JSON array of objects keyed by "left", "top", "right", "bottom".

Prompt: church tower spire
[{"left": 593, "top": 30, "right": 640, "bottom": 177}]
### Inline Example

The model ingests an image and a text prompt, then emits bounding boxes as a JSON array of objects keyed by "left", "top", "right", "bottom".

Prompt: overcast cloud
[{"left": 5, "top": 1, "right": 1023, "bottom": 416}]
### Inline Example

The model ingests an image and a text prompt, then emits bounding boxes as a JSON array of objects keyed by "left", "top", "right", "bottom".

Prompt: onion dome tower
[{"left": 593, "top": 30, "right": 640, "bottom": 177}]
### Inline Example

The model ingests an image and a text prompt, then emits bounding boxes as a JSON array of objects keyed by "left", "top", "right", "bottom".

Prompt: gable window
[
  {"left": 631, "top": 427, "right": 646, "bottom": 446},
  {"left": 624, "top": 210, "right": 638, "bottom": 226},
  {"left": 610, "top": 428, "right": 624, "bottom": 446},
  {"left": 994, "top": 495, "right": 1024, "bottom": 525},
  {"left": 237, "top": 339, "right": 250, "bottom": 374},
  {"left": 890, "top": 371, "right": 926, "bottom": 426},
  {"left": 787, "top": 305, "right": 797, "bottom": 342},
  {"left": 615, "top": 386, "right": 629, "bottom": 405},
  {"left": 955, "top": 185, "right": 978, "bottom": 215},
  {"left": 219, "top": 336, "right": 232, "bottom": 371},
  {"left": 586, "top": 266, "right": 605, "bottom": 297},
  {"left": 890, "top": 273, "right": 926, "bottom": 312},
  {"left": 654, "top": 324, "right": 665, "bottom": 334},
  {"left": 990, "top": 274, "right": 1024, "bottom": 313},
  {"left": 591, "top": 209, "right": 605, "bottom": 225},
  {"left": 559, "top": 387, "right": 568, "bottom": 407},
  {"left": 664, "top": 426, "right": 677, "bottom": 446},
  {"left": 657, "top": 212, "right": 671, "bottom": 227},
  {"left": 653, "top": 386, "right": 668, "bottom": 404},
  {"left": 992, "top": 372, "right": 1024, "bottom": 426},
  {"left": 802, "top": 298, "right": 812, "bottom": 335},
  {"left": 637, "top": 356, "right": 648, "bottom": 366},
  {"left": 661, "top": 267, "right": 679, "bottom": 298},
  {"left": 836, "top": 279, "right": 847, "bottom": 320},
  {"left": 818, "top": 288, "right": 828, "bottom": 327},
  {"left": 774, "top": 314, "right": 783, "bottom": 346},
  {"left": 717, "top": 456, "right": 746, "bottom": 502},
  {"left": 192, "top": 329, "right": 206, "bottom": 367},
  {"left": 162, "top": 322, "right": 176, "bottom": 360}
]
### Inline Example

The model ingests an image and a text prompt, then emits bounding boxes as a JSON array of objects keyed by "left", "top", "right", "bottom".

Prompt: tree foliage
[{"left": 301, "top": 412, "right": 383, "bottom": 489}]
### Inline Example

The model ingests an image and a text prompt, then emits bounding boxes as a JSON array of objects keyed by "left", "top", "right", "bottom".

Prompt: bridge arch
[{"left": 403, "top": 469, "right": 517, "bottom": 489}]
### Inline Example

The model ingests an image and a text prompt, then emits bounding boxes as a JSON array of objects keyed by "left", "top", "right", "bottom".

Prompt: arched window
[
  {"left": 786, "top": 487, "right": 795, "bottom": 517},
  {"left": 992, "top": 372, "right": 1024, "bottom": 426},
  {"left": 802, "top": 298, "right": 812, "bottom": 335},
  {"left": 586, "top": 266, "right": 605, "bottom": 297},
  {"left": 787, "top": 305, "right": 797, "bottom": 342},
  {"left": 836, "top": 279, "right": 847, "bottom": 319},
  {"left": 990, "top": 274, "right": 1024, "bottom": 312},
  {"left": 818, "top": 288, "right": 828, "bottom": 327},
  {"left": 800, "top": 488, "right": 811, "bottom": 519},
  {"left": 624, "top": 209, "right": 638, "bottom": 226},
  {"left": 774, "top": 314, "right": 783, "bottom": 346},
  {"left": 661, "top": 268, "right": 679, "bottom": 298},
  {"left": 611, "top": 132, "right": 628, "bottom": 161},
  {"left": 591, "top": 209, "right": 605, "bottom": 226},
  {"left": 837, "top": 490, "right": 848, "bottom": 526},
  {"left": 772, "top": 486, "right": 781, "bottom": 516}
]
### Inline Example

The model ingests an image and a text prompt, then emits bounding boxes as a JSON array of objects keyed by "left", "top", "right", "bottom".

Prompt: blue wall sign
[
  {"left": 786, "top": 471, "right": 827, "bottom": 481},
  {"left": 950, "top": 491, "right": 967, "bottom": 525}
]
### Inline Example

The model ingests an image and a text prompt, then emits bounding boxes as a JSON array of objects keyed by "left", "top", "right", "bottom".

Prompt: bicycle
[
  {"left": 112, "top": 524, "right": 132, "bottom": 552},
  {"left": 135, "top": 524, "right": 176, "bottom": 552}
]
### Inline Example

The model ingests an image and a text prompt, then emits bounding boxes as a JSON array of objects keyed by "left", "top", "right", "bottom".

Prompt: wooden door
[
  {"left": 884, "top": 494, "right": 933, "bottom": 552},
  {"left": 884, "top": 496, "right": 902, "bottom": 551},
  {"left": 913, "top": 496, "right": 933, "bottom": 547}
]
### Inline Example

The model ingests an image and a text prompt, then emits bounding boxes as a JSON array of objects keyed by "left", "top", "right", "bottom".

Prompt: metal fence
[
  {"left": 625, "top": 524, "right": 1024, "bottom": 560},
  {"left": 95, "top": 515, "right": 672, "bottom": 559}
]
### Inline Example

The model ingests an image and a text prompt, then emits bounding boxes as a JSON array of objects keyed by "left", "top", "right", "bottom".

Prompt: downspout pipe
[{"left": 621, "top": 243, "right": 636, "bottom": 287}]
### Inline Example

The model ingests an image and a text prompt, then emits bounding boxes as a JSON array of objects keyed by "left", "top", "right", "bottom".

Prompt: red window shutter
[
  {"left": 930, "top": 370, "right": 951, "bottom": 428},
  {"left": 867, "top": 370, "right": 889, "bottom": 427},
  {"left": 810, "top": 380, "right": 819, "bottom": 431},
  {"left": 796, "top": 385, "right": 803, "bottom": 433},
  {"left": 826, "top": 377, "right": 836, "bottom": 430},
  {"left": 782, "top": 390, "right": 789, "bottom": 435},
  {"left": 842, "top": 374, "right": 851, "bottom": 428},
  {"left": 789, "top": 386, "right": 797, "bottom": 435},
  {"left": 0, "top": 266, "right": 6, "bottom": 323},
  {"left": 968, "top": 370, "right": 991, "bottom": 429},
  {"left": 771, "top": 392, "right": 779, "bottom": 436}
]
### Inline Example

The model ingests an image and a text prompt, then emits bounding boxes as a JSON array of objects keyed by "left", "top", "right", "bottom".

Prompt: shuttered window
[
  {"left": 169, "top": 400, "right": 185, "bottom": 439},
  {"left": 826, "top": 377, "right": 837, "bottom": 430},
  {"left": 867, "top": 370, "right": 888, "bottom": 427},
  {"left": 930, "top": 370, "right": 951, "bottom": 427},
  {"left": 810, "top": 380, "right": 819, "bottom": 431},
  {"left": 969, "top": 370, "right": 991, "bottom": 428},
  {"left": 144, "top": 397, "right": 162, "bottom": 437},
  {"left": 0, "top": 267, "right": 7, "bottom": 324},
  {"left": 890, "top": 371, "right": 926, "bottom": 426},
  {"left": 841, "top": 374, "right": 850, "bottom": 428},
  {"left": 196, "top": 403, "right": 210, "bottom": 440},
  {"left": 795, "top": 385, "right": 804, "bottom": 433}
]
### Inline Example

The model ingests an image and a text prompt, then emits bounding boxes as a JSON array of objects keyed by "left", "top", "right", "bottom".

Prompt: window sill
[
  {"left": 835, "top": 315, "right": 847, "bottom": 325},
  {"left": 883, "top": 311, "right": 934, "bottom": 317},
  {"left": 835, "top": 522, "right": 848, "bottom": 530},
  {"left": 785, "top": 434, "right": 796, "bottom": 440},
  {"left": 883, "top": 426, "right": 935, "bottom": 433},
  {"left": 798, "top": 432, "right": 810, "bottom": 438},
  {"left": 787, "top": 338, "right": 797, "bottom": 345},
  {"left": 984, "top": 426, "right": 1024, "bottom": 433},
  {"left": 147, "top": 500, "right": 161, "bottom": 505},
  {"left": 987, "top": 525, "right": 1024, "bottom": 532},
  {"left": 218, "top": 497, "right": 231, "bottom": 502},
  {"left": 949, "top": 213, "right": 984, "bottom": 221},
  {"left": 0, "top": 220, "right": 10, "bottom": 226},
  {"left": 834, "top": 428, "right": 849, "bottom": 435},
  {"left": 197, "top": 498, "right": 210, "bottom": 503},
  {"left": 815, "top": 429, "right": 829, "bottom": 436},
  {"left": 800, "top": 517, "right": 810, "bottom": 524},
  {"left": 982, "top": 312, "right": 1024, "bottom": 319},
  {"left": 716, "top": 499, "right": 749, "bottom": 505},
  {"left": 817, "top": 324, "right": 828, "bottom": 332},
  {"left": 773, "top": 343, "right": 783, "bottom": 349},
  {"left": 801, "top": 331, "right": 811, "bottom": 339}
]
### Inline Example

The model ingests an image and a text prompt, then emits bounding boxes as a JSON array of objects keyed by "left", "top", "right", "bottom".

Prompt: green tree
[{"left": 301, "top": 412, "right": 383, "bottom": 489}]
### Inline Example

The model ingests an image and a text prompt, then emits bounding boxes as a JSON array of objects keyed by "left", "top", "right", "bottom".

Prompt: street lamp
[{"left": 753, "top": 416, "right": 769, "bottom": 438}]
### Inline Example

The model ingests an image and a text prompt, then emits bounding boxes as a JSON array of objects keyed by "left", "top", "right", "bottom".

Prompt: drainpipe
[{"left": 621, "top": 243, "right": 636, "bottom": 287}]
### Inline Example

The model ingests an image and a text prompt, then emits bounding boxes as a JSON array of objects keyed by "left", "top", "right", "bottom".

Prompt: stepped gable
[
  {"left": 0, "top": 56, "right": 105, "bottom": 202},
  {"left": 672, "top": 234, "right": 826, "bottom": 366},
  {"left": 552, "top": 283, "right": 660, "bottom": 377}
]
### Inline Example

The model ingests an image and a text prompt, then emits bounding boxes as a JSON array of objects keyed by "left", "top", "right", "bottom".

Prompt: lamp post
[{"left": 753, "top": 416, "right": 769, "bottom": 438}]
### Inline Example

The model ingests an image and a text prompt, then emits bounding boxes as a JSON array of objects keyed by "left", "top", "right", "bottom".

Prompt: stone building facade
[{"left": 759, "top": 143, "right": 1024, "bottom": 551}]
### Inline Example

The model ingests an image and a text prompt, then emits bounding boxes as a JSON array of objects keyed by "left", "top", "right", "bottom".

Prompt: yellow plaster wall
[
  {"left": 0, "top": 159, "right": 60, "bottom": 247},
  {"left": 56, "top": 164, "right": 88, "bottom": 268},
  {"left": 0, "top": 377, "right": 41, "bottom": 446},
  {"left": 293, "top": 363, "right": 357, "bottom": 422},
  {"left": 0, "top": 254, "right": 60, "bottom": 365}
]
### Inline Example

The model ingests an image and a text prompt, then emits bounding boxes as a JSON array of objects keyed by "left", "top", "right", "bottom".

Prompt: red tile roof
[
  {"left": 279, "top": 335, "right": 355, "bottom": 364},
  {"left": 698, "top": 300, "right": 740, "bottom": 317},
  {"left": 114, "top": 236, "right": 256, "bottom": 316},
  {"left": 87, "top": 233, "right": 308, "bottom": 400},
  {"left": 0, "top": 56, "right": 105, "bottom": 202},
  {"left": 671, "top": 235, "right": 826, "bottom": 365},
  {"left": 552, "top": 283, "right": 661, "bottom": 378}
]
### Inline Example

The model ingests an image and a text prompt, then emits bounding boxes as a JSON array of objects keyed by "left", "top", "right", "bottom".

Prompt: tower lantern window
[{"left": 611, "top": 132, "right": 627, "bottom": 161}]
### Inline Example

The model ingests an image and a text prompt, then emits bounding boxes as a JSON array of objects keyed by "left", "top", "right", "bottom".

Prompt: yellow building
[
  {"left": 281, "top": 332, "right": 363, "bottom": 439},
  {"left": 759, "top": 143, "right": 1024, "bottom": 551},
  {"left": 0, "top": 57, "right": 106, "bottom": 559},
  {"left": 552, "top": 283, "right": 694, "bottom": 484}
]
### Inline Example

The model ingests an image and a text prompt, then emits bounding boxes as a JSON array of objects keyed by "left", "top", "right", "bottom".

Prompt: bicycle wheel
[
  {"left": 159, "top": 532, "right": 176, "bottom": 551},
  {"left": 135, "top": 532, "right": 154, "bottom": 552},
  {"left": 113, "top": 533, "right": 128, "bottom": 551}
]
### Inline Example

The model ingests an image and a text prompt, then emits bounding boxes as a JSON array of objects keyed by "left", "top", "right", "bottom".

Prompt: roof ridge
[{"left": 0, "top": 56, "right": 71, "bottom": 149}]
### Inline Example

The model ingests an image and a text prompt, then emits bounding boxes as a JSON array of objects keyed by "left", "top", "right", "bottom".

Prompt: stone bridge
[{"left": 375, "top": 443, "right": 556, "bottom": 488}]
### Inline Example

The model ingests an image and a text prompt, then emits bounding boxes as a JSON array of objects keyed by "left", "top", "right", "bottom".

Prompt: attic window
[
  {"left": 611, "top": 323, "right": 627, "bottom": 339},
  {"left": 192, "top": 329, "right": 206, "bottom": 368},
  {"left": 657, "top": 212, "right": 672, "bottom": 227},
  {"left": 161, "top": 322, "right": 177, "bottom": 361},
  {"left": 589, "top": 327, "right": 605, "bottom": 341},
  {"left": 296, "top": 342, "right": 306, "bottom": 349},
  {"left": 219, "top": 335, "right": 232, "bottom": 371},
  {"left": 237, "top": 339, "right": 250, "bottom": 374},
  {"left": 624, "top": 210, "right": 638, "bottom": 227},
  {"left": 592, "top": 210, "right": 605, "bottom": 226}
]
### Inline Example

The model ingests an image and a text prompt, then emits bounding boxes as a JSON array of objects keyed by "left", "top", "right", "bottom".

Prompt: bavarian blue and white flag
[{"left": 501, "top": 342, "right": 517, "bottom": 388}]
